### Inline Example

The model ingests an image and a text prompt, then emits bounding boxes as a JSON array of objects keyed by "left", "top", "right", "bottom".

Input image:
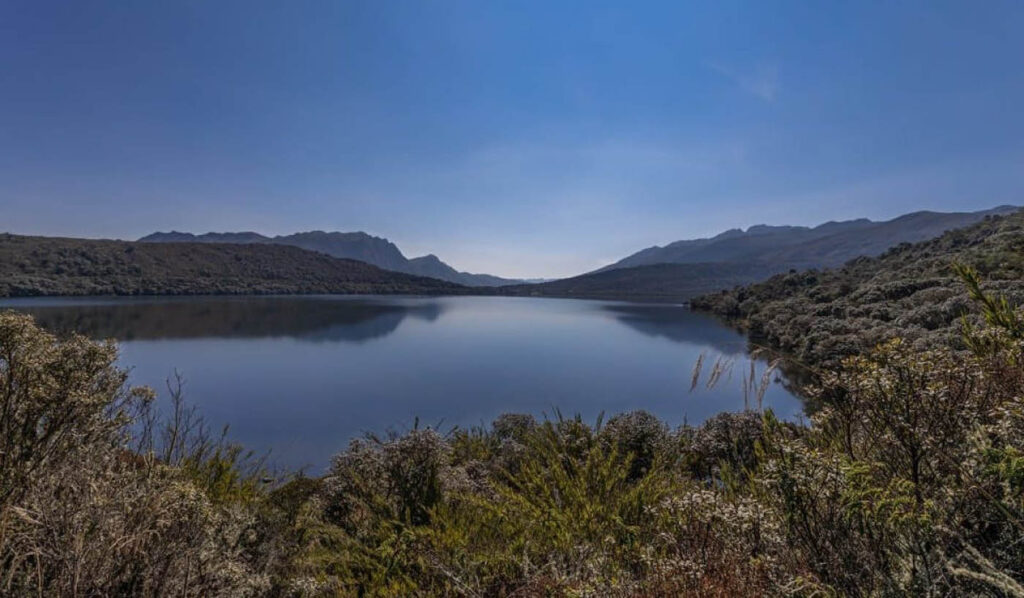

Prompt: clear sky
[{"left": 2, "top": 1, "right": 1022, "bottom": 278}]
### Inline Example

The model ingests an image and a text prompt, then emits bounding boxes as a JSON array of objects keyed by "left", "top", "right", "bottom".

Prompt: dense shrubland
[
  {"left": 0, "top": 234, "right": 461, "bottom": 297},
  {"left": 2, "top": 264, "right": 1023, "bottom": 594},
  {"left": 691, "top": 210, "right": 1024, "bottom": 365}
]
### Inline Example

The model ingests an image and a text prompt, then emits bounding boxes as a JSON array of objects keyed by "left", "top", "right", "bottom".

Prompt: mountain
[
  {"left": 139, "top": 230, "right": 519, "bottom": 286},
  {"left": 0, "top": 234, "right": 464, "bottom": 297},
  {"left": 690, "top": 208, "right": 1024, "bottom": 365},
  {"left": 499, "top": 262, "right": 789, "bottom": 302},
  {"left": 495, "top": 205, "right": 1019, "bottom": 303},
  {"left": 404, "top": 254, "right": 515, "bottom": 287},
  {"left": 598, "top": 206, "right": 1017, "bottom": 272}
]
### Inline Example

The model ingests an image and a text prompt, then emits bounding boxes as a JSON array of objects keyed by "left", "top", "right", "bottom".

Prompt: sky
[{"left": 2, "top": 1, "right": 1023, "bottom": 278}]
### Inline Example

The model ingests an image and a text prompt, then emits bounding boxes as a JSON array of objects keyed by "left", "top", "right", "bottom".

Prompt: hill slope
[
  {"left": 499, "top": 261, "right": 788, "bottom": 301},
  {"left": 599, "top": 205, "right": 1016, "bottom": 272},
  {"left": 0, "top": 234, "right": 463, "bottom": 297},
  {"left": 691, "top": 209, "right": 1024, "bottom": 364},
  {"left": 140, "top": 230, "right": 519, "bottom": 286}
]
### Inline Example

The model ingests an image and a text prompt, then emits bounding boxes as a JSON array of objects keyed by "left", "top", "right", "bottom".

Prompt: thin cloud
[{"left": 708, "top": 61, "right": 779, "bottom": 101}]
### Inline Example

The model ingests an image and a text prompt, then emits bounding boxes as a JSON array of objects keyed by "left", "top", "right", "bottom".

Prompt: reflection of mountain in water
[
  {"left": 605, "top": 304, "right": 811, "bottom": 399},
  {"left": 19, "top": 297, "right": 445, "bottom": 343},
  {"left": 602, "top": 304, "right": 751, "bottom": 356}
]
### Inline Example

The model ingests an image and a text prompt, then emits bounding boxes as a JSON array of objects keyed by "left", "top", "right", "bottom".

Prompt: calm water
[{"left": 1, "top": 295, "right": 802, "bottom": 472}]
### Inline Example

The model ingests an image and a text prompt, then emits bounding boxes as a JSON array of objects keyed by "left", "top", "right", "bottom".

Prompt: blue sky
[{"left": 2, "top": 1, "right": 1022, "bottom": 277}]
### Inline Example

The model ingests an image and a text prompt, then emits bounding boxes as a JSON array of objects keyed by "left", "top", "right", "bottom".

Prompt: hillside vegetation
[
  {"left": 3, "top": 266, "right": 1024, "bottom": 594},
  {"left": 692, "top": 209, "right": 1024, "bottom": 364},
  {"left": 140, "top": 230, "right": 520, "bottom": 286},
  {"left": 4, "top": 211, "right": 1024, "bottom": 596},
  {"left": 0, "top": 234, "right": 463, "bottom": 297},
  {"left": 500, "top": 261, "right": 788, "bottom": 301}
]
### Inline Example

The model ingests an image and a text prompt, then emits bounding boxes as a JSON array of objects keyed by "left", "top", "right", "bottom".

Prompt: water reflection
[
  {"left": 12, "top": 296, "right": 445, "bottom": 343},
  {"left": 601, "top": 304, "right": 751, "bottom": 356},
  {"left": 1, "top": 295, "right": 803, "bottom": 471}
]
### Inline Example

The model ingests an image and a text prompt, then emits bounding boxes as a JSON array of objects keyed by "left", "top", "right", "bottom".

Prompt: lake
[{"left": 1, "top": 295, "right": 802, "bottom": 472}]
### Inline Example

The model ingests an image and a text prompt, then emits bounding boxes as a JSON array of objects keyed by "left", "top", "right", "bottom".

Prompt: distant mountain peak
[
  {"left": 745, "top": 224, "right": 809, "bottom": 235},
  {"left": 292, "top": 230, "right": 377, "bottom": 239},
  {"left": 712, "top": 228, "right": 745, "bottom": 240},
  {"left": 817, "top": 218, "right": 872, "bottom": 227},
  {"left": 139, "top": 231, "right": 197, "bottom": 241}
]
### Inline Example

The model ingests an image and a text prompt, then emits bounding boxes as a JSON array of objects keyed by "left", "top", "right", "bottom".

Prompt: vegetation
[
  {"left": 0, "top": 234, "right": 463, "bottom": 297},
  {"left": 4, "top": 256, "right": 1024, "bottom": 595},
  {"left": 499, "top": 208, "right": 1016, "bottom": 302},
  {"left": 140, "top": 230, "right": 521, "bottom": 287},
  {"left": 691, "top": 210, "right": 1024, "bottom": 365},
  {"left": 0, "top": 312, "right": 291, "bottom": 595},
  {"left": 3, "top": 211, "right": 1024, "bottom": 595},
  {"left": 499, "top": 261, "right": 786, "bottom": 302}
]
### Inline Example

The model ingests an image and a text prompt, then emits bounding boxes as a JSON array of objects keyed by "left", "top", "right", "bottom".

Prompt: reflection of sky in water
[{"left": 3, "top": 296, "right": 803, "bottom": 473}]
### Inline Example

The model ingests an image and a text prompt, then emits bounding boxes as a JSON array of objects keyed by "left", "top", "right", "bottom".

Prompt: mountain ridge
[
  {"left": 0, "top": 233, "right": 464, "bottom": 297},
  {"left": 596, "top": 206, "right": 1017, "bottom": 273},
  {"left": 502, "top": 205, "right": 1019, "bottom": 302},
  {"left": 139, "top": 230, "right": 520, "bottom": 287}
]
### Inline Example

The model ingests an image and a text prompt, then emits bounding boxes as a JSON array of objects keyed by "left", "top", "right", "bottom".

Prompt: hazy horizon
[
  {"left": 3, "top": 1, "right": 1023, "bottom": 278},
  {"left": 40, "top": 201, "right": 1014, "bottom": 279}
]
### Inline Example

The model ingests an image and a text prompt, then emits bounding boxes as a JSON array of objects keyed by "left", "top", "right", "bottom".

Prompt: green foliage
[
  {"left": 421, "top": 417, "right": 678, "bottom": 595},
  {"left": 692, "top": 210, "right": 1024, "bottom": 365},
  {"left": 954, "top": 262, "right": 1024, "bottom": 337},
  {"left": 293, "top": 335, "right": 1023, "bottom": 596},
  {"left": 5, "top": 229, "right": 1024, "bottom": 595}
]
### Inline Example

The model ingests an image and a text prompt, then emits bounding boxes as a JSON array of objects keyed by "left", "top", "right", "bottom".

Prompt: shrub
[
  {"left": 687, "top": 411, "right": 766, "bottom": 481},
  {"left": 0, "top": 311, "right": 283, "bottom": 597},
  {"left": 5, "top": 251, "right": 1024, "bottom": 595},
  {"left": 601, "top": 410, "right": 669, "bottom": 481}
]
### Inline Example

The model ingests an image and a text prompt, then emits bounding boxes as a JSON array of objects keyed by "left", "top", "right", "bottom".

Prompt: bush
[
  {"left": 0, "top": 311, "right": 284, "bottom": 597},
  {"left": 4, "top": 257, "right": 1024, "bottom": 595},
  {"left": 601, "top": 410, "right": 669, "bottom": 481}
]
